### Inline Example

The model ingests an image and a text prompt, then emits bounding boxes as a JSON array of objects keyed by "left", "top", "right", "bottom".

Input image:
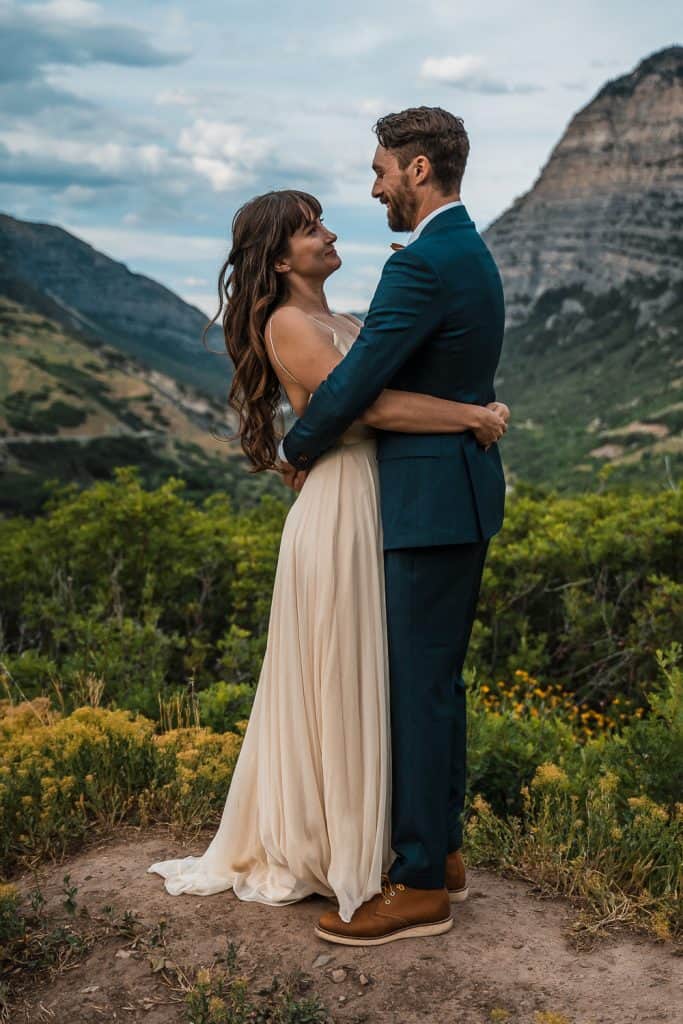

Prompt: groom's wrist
[{"left": 279, "top": 437, "right": 312, "bottom": 471}]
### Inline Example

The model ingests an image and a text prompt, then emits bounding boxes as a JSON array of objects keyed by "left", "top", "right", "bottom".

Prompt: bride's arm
[
  {"left": 358, "top": 389, "right": 505, "bottom": 438},
  {"left": 266, "top": 309, "right": 508, "bottom": 444}
]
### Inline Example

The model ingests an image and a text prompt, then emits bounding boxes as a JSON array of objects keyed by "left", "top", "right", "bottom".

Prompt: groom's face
[{"left": 371, "top": 145, "right": 418, "bottom": 233}]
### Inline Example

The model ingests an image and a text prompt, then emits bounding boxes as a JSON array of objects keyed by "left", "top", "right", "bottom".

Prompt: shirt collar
[{"left": 407, "top": 200, "right": 463, "bottom": 244}]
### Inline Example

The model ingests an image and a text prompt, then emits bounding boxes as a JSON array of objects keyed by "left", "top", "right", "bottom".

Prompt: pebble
[
  {"left": 331, "top": 968, "right": 347, "bottom": 983},
  {"left": 313, "top": 953, "right": 335, "bottom": 969},
  {"left": 359, "top": 973, "right": 370, "bottom": 986}
]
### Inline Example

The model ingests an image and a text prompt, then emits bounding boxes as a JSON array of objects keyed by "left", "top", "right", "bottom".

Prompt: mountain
[
  {"left": 483, "top": 46, "right": 683, "bottom": 492},
  {"left": 0, "top": 213, "right": 229, "bottom": 401},
  {"left": 0, "top": 297, "right": 282, "bottom": 516},
  {"left": 484, "top": 45, "right": 683, "bottom": 325}
]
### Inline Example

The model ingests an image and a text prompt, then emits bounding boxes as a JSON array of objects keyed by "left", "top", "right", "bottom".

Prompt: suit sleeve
[{"left": 282, "top": 248, "right": 443, "bottom": 469}]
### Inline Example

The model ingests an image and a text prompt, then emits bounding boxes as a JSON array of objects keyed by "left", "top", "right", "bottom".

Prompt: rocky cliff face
[{"left": 484, "top": 46, "right": 683, "bottom": 325}]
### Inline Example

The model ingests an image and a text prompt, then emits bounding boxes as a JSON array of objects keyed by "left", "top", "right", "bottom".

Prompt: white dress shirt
[
  {"left": 277, "top": 200, "right": 464, "bottom": 464},
  {"left": 405, "top": 199, "right": 463, "bottom": 244}
]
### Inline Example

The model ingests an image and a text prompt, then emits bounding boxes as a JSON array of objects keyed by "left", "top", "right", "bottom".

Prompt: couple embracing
[{"left": 148, "top": 105, "right": 509, "bottom": 947}]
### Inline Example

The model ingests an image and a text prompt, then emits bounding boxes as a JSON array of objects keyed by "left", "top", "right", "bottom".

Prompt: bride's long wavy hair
[{"left": 202, "top": 189, "right": 323, "bottom": 472}]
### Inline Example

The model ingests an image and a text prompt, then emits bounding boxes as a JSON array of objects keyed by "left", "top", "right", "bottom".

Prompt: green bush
[
  {"left": 197, "top": 680, "right": 255, "bottom": 734},
  {"left": 476, "top": 485, "right": 682, "bottom": 700},
  {"left": 1, "top": 472, "right": 680, "bottom": 719},
  {"left": 465, "top": 644, "right": 683, "bottom": 941},
  {"left": 0, "top": 468, "right": 286, "bottom": 720},
  {"left": 0, "top": 701, "right": 242, "bottom": 875}
]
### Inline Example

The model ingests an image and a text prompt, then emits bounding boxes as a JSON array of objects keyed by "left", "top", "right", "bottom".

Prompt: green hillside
[
  {"left": 0, "top": 213, "right": 229, "bottom": 402},
  {"left": 0, "top": 298, "right": 285, "bottom": 516},
  {"left": 494, "top": 278, "right": 683, "bottom": 493}
]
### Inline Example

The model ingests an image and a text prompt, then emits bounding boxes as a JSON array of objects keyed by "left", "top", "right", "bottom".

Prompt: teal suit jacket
[{"left": 281, "top": 204, "right": 506, "bottom": 549}]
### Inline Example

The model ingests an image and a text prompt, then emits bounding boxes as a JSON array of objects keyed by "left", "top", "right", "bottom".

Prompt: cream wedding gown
[{"left": 147, "top": 313, "right": 395, "bottom": 922}]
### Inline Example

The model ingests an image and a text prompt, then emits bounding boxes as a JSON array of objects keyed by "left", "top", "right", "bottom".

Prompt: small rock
[
  {"left": 313, "top": 953, "right": 335, "bottom": 969},
  {"left": 338, "top": 995, "right": 347, "bottom": 1003},
  {"left": 115, "top": 949, "right": 134, "bottom": 959},
  {"left": 359, "top": 973, "right": 370, "bottom": 986},
  {"left": 331, "top": 968, "right": 347, "bottom": 983}
]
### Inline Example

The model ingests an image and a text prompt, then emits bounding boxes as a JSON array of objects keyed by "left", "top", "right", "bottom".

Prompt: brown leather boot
[
  {"left": 314, "top": 874, "right": 452, "bottom": 946},
  {"left": 445, "top": 848, "right": 468, "bottom": 902}
]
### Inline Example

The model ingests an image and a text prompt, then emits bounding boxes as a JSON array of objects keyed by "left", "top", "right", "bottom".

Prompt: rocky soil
[{"left": 7, "top": 826, "right": 682, "bottom": 1024}]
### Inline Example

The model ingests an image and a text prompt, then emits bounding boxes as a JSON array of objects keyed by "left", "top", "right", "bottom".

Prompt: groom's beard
[{"left": 386, "top": 182, "right": 418, "bottom": 233}]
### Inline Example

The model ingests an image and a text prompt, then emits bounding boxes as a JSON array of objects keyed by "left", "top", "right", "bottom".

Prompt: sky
[{"left": 0, "top": 0, "right": 678, "bottom": 314}]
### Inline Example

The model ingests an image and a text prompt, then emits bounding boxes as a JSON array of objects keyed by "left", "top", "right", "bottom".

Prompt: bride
[{"left": 147, "top": 189, "right": 507, "bottom": 925}]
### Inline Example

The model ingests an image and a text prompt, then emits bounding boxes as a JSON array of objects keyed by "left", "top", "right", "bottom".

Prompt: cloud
[
  {"left": 420, "top": 55, "right": 542, "bottom": 94},
  {"left": 178, "top": 119, "right": 274, "bottom": 192},
  {"left": 24, "top": 1, "right": 101, "bottom": 18},
  {"left": 0, "top": 5, "right": 188, "bottom": 83},
  {"left": 59, "top": 183, "right": 98, "bottom": 204},
  {"left": 0, "top": 129, "right": 205, "bottom": 203},
  {"left": 284, "top": 23, "right": 396, "bottom": 58},
  {"left": 155, "top": 88, "right": 196, "bottom": 107},
  {"left": 0, "top": 140, "right": 124, "bottom": 188},
  {"left": 0, "top": 0, "right": 188, "bottom": 118},
  {"left": 0, "top": 78, "right": 93, "bottom": 114},
  {"left": 60, "top": 224, "right": 227, "bottom": 259}
]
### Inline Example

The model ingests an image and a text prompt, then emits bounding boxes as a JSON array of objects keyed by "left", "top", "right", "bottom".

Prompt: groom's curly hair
[
  {"left": 201, "top": 190, "right": 323, "bottom": 472},
  {"left": 373, "top": 106, "right": 469, "bottom": 192}
]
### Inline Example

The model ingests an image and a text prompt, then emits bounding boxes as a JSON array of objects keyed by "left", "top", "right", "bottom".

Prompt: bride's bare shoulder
[{"left": 268, "top": 305, "right": 327, "bottom": 337}]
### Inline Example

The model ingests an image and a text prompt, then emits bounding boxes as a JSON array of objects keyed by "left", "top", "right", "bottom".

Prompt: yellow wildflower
[{"left": 531, "top": 763, "right": 569, "bottom": 791}]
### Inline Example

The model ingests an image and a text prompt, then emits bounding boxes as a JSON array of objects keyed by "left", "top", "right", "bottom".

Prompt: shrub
[
  {"left": 0, "top": 701, "right": 242, "bottom": 876},
  {"left": 464, "top": 645, "right": 683, "bottom": 941}
]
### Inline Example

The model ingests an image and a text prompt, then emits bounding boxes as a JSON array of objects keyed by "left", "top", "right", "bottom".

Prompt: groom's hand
[{"left": 487, "top": 401, "right": 510, "bottom": 425}]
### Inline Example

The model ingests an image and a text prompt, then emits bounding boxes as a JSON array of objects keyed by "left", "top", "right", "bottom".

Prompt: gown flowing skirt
[{"left": 147, "top": 424, "right": 395, "bottom": 923}]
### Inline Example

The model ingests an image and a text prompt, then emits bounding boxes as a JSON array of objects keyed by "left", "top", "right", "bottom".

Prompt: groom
[{"left": 279, "top": 106, "right": 507, "bottom": 945}]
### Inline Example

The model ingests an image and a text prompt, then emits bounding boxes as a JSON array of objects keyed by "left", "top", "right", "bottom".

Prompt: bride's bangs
[{"left": 281, "top": 190, "right": 323, "bottom": 236}]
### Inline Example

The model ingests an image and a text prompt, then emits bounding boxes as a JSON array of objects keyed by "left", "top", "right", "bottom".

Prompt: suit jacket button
[{"left": 300, "top": 455, "right": 309, "bottom": 464}]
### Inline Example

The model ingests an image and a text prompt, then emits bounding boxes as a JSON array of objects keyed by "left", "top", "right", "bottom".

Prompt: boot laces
[{"left": 380, "top": 873, "right": 405, "bottom": 904}]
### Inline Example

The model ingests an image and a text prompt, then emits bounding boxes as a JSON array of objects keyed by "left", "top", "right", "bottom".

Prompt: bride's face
[{"left": 278, "top": 212, "right": 341, "bottom": 281}]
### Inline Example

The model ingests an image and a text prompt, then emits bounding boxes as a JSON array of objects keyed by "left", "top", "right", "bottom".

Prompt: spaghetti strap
[
  {"left": 267, "top": 313, "right": 342, "bottom": 386},
  {"left": 337, "top": 312, "right": 361, "bottom": 327},
  {"left": 267, "top": 317, "right": 303, "bottom": 385},
  {"left": 307, "top": 315, "right": 336, "bottom": 336}
]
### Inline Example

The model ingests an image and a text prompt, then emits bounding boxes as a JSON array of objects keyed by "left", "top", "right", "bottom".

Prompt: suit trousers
[{"left": 384, "top": 538, "right": 490, "bottom": 889}]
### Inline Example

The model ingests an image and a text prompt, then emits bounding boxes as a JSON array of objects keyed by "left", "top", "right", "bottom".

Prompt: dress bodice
[{"left": 309, "top": 314, "right": 375, "bottom": 447}]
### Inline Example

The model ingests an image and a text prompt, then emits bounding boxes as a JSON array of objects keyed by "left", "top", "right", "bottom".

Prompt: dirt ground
[{"left": 8, "top": 825, "right": 682, "bottom": 1024}]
